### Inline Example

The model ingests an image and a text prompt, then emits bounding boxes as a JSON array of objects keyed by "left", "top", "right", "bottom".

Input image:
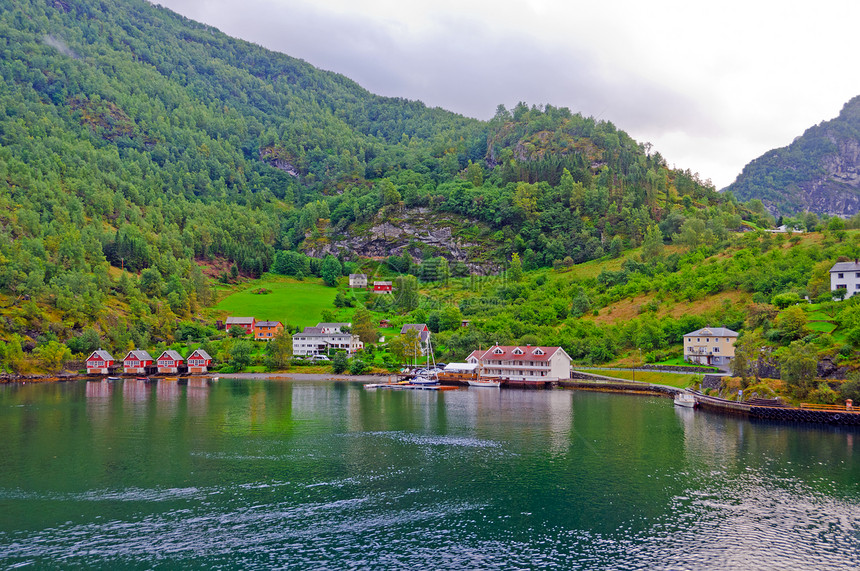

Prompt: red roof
[{"left": 467, "top": 345, "right": 563, "bottom": 363}]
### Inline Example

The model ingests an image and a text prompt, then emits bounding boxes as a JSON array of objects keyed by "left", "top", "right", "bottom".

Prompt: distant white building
[
  {"left": 292, "top": 323, "right": 363, "bottom": 356},
  {"left": 830, "top": 261, "right": 860, "bottom": 299},
  {"left": 349, "top": 274, "right": 367, "bottom": 288}
]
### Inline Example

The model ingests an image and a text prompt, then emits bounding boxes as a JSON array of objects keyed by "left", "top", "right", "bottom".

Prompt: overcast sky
[{"left": 154, "top": 0, "right": 860, "bottom": 189}]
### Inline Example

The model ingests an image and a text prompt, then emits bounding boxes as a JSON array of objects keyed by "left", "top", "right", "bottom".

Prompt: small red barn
[
  {"left": 373, "top": 281, "right": 393, "bottom": 293},
  {"left": 86, "top": 349, "right": 118, "bottom": 375},
  {"left": 156, "top": 350, "right": 186, "bottom": 374},
  {"left": 225, "top": 316, "right": 255, "bottom": 334},
  {"left": 187, "top": 349, "right": 213, "bottom": 374}
]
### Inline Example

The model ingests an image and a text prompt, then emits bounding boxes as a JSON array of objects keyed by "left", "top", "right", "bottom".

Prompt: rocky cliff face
[
  {"left": 302, "top": 208, "right": 501, "bottom": 274},
  {"left": 726, "top": 95, "right": 860, "bottom": 217},
  {"left": 801, "top": 138, "right": 860, "bottom": 216}
]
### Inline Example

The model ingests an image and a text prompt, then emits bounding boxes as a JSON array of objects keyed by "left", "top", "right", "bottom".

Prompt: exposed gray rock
[{"left": 302, "top": 209, "right": 500, "bottom": 275}]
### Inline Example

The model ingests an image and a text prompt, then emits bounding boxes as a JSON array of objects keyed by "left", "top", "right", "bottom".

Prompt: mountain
[
  {"left": 0, "top": 0, "right": 760, "bottom": 365},
  {"left": 725, "top": 96, "right": 860, "bottom": 217}
]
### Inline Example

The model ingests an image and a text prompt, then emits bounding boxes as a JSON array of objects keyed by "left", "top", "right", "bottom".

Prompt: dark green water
[{"left": 1, "top": 378, "right": 859, "bottom": 569}]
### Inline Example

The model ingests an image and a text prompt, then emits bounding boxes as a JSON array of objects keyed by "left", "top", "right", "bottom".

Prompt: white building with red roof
[{"left": 466, "top": 344, "right": 571, "bottom": 382}]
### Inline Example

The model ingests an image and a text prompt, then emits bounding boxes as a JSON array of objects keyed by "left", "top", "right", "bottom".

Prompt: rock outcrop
[
  {"left": 726, "top": 95, "right": 860, "bottom": 217},
  {"left": 302, "top": 208, "right": 501, "bottom": 275}
]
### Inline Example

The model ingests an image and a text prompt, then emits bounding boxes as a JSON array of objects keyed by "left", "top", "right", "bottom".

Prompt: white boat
[
  {"left": 674, "top": 392, "right": 697, "bottom": 408},
  {"left": 467, "top": 379, "right": 500, "bottom": 388}
]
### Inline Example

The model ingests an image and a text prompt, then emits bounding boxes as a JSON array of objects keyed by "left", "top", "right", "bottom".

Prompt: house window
[
  {"left": 534, "top": 348, "right": 544, "bottom": 355},
  {"left": 714, "top": 347, "right": 720, "bottom": 353},
  {"left": 839, "top": 273, "right": 844, "bottom": 278},
  {"left": 838, "top": 284, "right": 847, "bottom": 289},
  {"left": 513, "top": 348, "right": 523, "bottom": 355}
]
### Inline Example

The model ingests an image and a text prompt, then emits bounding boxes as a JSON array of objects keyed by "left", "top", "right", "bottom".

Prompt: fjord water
[{"left": 1, "top": 380, "right": 859, "bottom": 569}]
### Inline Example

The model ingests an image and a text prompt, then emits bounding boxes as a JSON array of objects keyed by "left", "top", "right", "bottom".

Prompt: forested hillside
[
  {"left": 0, "top": 0, "right": 763, "bottom": 370},
  {"left": 726, "top": 96, "right": 860, "bottom": 217}
]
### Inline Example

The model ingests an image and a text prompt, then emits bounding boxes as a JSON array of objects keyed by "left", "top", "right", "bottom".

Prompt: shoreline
[{"left": 0, "top": 372, "right": 391, "bottom": 384}]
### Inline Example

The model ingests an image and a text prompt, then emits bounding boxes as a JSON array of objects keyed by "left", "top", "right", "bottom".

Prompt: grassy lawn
[
  {"left": 585, "top": 369, "right": 703, "bottom": 388},
  {"left": 807, "top": 321, "right": 838, "bottom": 333},
  {"left": 214, "top": 274, "right": 338, "bottom": 328},
  {"left": 650, "top": 356, "right": 714, "bottom": 368}
]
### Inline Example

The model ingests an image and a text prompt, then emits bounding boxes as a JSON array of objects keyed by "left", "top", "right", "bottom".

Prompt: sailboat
[{"left": 410, "top": 337, "right": 439, "bottom": 385}]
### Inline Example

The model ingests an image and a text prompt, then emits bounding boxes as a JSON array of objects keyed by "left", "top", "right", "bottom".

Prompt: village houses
[
  {"left": 683, "top": 327, "right": 739, "bottom": 366},
  {"left": 292, "top": 322, "right": 363, "bottom": 357},
  {"left": 466, "top": 344, "right": 572, "bottom": 382},
  {"left": 86, "top": 349, "right": 118, "bottom": 375},
  {"left": 254, "top": 320, "right": 284, "bottom": 340},
  {"left": 225, "top": 316, "right": 255, "bottom": 334},
  {"left": 830, "top": 261, "right": 860, "bottom": 298}
]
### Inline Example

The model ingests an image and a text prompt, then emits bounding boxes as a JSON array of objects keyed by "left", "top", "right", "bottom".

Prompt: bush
[
  {"left": 349, "top": 358, "right": 369, "bottom": 375},
  {"left": 332, "top": 352, "right": 348, "bottom": 374}
]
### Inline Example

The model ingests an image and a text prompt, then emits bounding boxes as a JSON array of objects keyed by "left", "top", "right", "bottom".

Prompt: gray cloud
[{"left": 156, "top": 0, "right": 711, "bottom": 136}]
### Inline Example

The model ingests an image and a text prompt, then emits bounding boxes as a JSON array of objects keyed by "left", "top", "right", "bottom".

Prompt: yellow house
[{"left": 683, "top": 327, "right": 739, "bottom": 366}]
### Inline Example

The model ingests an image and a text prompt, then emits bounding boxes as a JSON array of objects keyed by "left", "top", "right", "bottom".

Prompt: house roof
[
  {"left": 255, "top": 321, "right": 283, "bottom": 327},
  {"left": 158, "top": 350, "right": 184, "bottom": 361},
  {"left": 226, "top": 316, "right": 255, "bottom": 325},
  {"left": 123, "top": 349, "right": 153, "bottom": 361},
  {"left": 830, "top": 261, "right": 860, "bottom": 273},
  {"left": 349, "top": 273, "right": 366, "bottom": 279},
  {"left": 317, "top": 322, "right": 349, "bottom": 328},
  {"left": 373, "top": 281, "right": 392, "bottom": 286},
  {"left": 88, "top": 349, "right": 114, "bottom": 361},
  {"left": 190, "top": 349, "right": 212, "bottom": 360},
  {"left": 467, "top": 345, "right": 568, "bottom": 363},
  {"left": 684, "top": 327, "right": 739, "bottom": 338},
  {"left": 401, "top": 324, "right": 430, "bottom": 341}
]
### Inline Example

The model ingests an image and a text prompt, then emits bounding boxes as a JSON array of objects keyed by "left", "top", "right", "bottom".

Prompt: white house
[
  {"left": 292, "top": 323, "right": 363, "bottom": 356},
  {"left": 683, "top": 327, "right": 739, "bottom": 366},
  {"left": 466, "top": 344, "right": 571, "bottom": 382},
  {"left": 830, "top": 261, "right": 860, "bottom": 299},
  {"left": 349, "top": 274, "right": 367, "bottom": 288}
]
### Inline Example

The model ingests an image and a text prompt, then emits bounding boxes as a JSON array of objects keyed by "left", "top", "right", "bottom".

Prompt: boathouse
[
  {"left": 122, "top": 349, "right": 156, "bottom": 375},
  {"left": 156, "top": 350, "right": 186, "bottom": 374},
  {"left": 187, "top": 349, "right": 213, "bottom": 373},
  {"left": 86, "top": 349, "right": 118, "bottom": 375}
]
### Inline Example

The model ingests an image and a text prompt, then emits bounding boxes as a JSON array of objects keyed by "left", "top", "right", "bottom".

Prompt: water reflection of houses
[
  {"left": 85, "top": 379, "right": 114, "bottom": 399},
  {"left": 185, "top": 377, "right": 211, "bottom": 415},
  {"left": 122, "top": 379, "right": 150, "bottom": 404},
  {"left": 156, "top": 379, "right": 181, "bottom": 412}
]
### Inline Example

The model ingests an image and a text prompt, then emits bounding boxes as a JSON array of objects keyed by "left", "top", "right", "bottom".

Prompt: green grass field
[
  {"left": 586, "top": 370, "right": 702, "bottom": 388},
  {"left": 807, "top": 321, "right": 838, "bottom": 333},
  {"left": 214, "top": 275, "right": 338, "bottom": 328}
]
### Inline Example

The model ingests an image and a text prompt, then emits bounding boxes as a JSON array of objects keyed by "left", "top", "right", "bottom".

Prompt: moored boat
[
  {"left": 467, "top": 379, "right": 500, "bottom": 388},
  {"left": 106, "top": 376, "right": 121, "bottom": 382},
  {"left": 674, "top": 392, "right": 697, "bottom": 408}
]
